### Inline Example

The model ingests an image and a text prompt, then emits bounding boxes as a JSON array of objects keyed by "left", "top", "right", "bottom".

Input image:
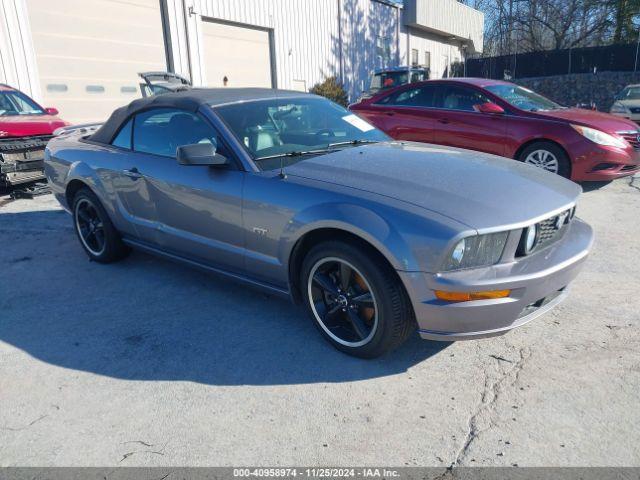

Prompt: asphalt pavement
[{"left": 0, "top": 177, "right": 638, "bottom": 466}]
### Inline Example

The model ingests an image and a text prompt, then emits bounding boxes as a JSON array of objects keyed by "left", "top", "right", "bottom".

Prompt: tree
[
  {"left": 309, "top": 77, "right": 349, "bottom": 107},
  {"left": 461, "top": 0, "right": 640, "bottom": 56}
]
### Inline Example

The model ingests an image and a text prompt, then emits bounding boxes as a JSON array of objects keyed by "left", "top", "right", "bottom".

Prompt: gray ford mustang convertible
[{"left": 45, "top": 88, "right": 594, "bottom": 358}]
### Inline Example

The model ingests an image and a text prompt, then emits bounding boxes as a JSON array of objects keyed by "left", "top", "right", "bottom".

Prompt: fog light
[
  {"left": 435, "top": 289, "right": 511, "bottom": 303},
  {"left": 524, "top": 224, "right": 537, "bottom": 254}
]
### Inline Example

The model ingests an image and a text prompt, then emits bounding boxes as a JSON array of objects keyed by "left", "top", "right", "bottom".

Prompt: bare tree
[{"left": 459, "top": 0, "right": 640, "bottom": 56}]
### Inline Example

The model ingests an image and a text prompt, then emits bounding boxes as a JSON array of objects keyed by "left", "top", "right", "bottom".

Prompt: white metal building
[{"left": 0, "top": 0, "right": 483, "bottom": 123}]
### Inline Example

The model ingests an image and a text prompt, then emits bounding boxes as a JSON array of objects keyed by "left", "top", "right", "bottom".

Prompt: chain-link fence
[{"left": 465, "top": 43, "right": 640, "bottom": 80}]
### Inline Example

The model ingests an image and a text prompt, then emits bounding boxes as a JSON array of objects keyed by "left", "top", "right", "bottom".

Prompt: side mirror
[
  {"left": 177, "top": 142, "right": 229, "bottom": 167},
  {"left": 45, "top": 107, "right": 59, "bottom": 116},
  {"left": 474, "top": 102, "right": 505, "bottom": 115}
]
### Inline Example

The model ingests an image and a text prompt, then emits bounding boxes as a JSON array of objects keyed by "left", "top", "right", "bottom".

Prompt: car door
[
  {"left": 429, "top": 84, "right": 507, "bottom": 156},
  {"left": 99, "top": 117, "right": 161, "bottom": 244},
  {"left": 130, "top": 108, "right": 245, "bottom": 273},
  {"left": 356, "top": 85, "right": 437, "bottom": 143}
]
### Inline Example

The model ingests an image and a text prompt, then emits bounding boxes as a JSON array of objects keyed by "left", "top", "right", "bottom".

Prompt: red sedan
[
  {"left": 350, "top": 78, "right": 640, "bottom": 181},
  {"left": 1, "top": 83, "right": 68, "bottom": 187}
]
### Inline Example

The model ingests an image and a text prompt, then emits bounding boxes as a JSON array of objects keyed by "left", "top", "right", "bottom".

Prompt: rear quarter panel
[{"left": 45, "top": 133, "right": 132, "bottom": 234}]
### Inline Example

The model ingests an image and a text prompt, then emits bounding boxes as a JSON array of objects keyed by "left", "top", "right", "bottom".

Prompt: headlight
[
  {"left": 610, "top": 103, "right": 629, "bottom": 115},
  {"left": 572, "top": 124, "right": 628, "bottom": 148},
  {"left": 443, "top": 231, "right": 509, "bottom": 271}
]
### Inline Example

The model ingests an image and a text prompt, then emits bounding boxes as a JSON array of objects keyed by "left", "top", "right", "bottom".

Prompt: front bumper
[
  {"left": 571, "top": 142, "right": 640, "bottom": 181},
  {"left": 0, "top": 135, "right": 50, "bottom": 186},
  {"left": 399, "top": 218, "right": 593, "bottom": 341},
  {"left": 0, "top": 159, "right": 46, "bottom": 185}
]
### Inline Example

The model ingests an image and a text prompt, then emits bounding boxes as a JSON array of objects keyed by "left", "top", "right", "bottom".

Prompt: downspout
[
  {"left": 406, "top": 27, "right": 410, "bottom": 67},
  {"left": 396, "top": 4, "right": 400, "bottom": 66},
  {"left": 182, "top": 0, "right": 193, "bottom": 83},
  {"left": 159, "top": 0, "right": 174, "bottom": 73},
  {"left": 337, "top": 0, "right": 344, "bottom": 83}
]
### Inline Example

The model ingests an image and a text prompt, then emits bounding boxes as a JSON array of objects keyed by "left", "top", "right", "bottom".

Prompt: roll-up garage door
[
  {"left": 201, "top": 20, "right": 273, "bottom": 89},
  {"left": 27, "top": 0, "right": 167, "bottom": 123}
]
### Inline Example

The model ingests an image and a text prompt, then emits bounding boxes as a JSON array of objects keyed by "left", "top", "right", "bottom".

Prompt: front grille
[
  {"left": 617, "top": 131, "right": 640, "bottom": 150},
  {"left": 0, "top": 135, "right": 51, "bottom": 182},
  {"left": 517, "top": 288, "right": 566, "bottom": 319},
  {"left": 0, "top": 134, "right": 53, "bottom": 153},
  {"left": 518, "top": 208, "right": 574, "bottom": 256}
]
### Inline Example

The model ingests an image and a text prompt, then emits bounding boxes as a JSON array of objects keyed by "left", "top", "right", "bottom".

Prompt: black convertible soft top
[{"left": 90, "top": 88, "right": 311, "bottom": 144}]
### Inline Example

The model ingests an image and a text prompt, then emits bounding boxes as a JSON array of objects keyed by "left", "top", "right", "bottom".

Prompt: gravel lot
[{"left": 0, "top": 177, "right": 639, "bottom": 467}]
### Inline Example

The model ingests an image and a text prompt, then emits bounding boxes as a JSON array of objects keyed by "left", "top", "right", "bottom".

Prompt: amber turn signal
[{"left": 435, "top": 289, "right": 511, "bottom": 303}]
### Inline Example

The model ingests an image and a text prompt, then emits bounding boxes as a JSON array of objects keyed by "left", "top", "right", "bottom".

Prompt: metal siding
[
  {"left": 0, "top": 0, "right": 40, "bottom": 99},
  {"left": 405, "top": 0, "right": 484, "bottom": 53},
  {"left": 167, "top": 0, "right": 404, "bottom": 101},
  {"left": 1, "top": 0, "right": 483, "bottom": 108},
  {"left": 401, "top": 24, "right": 466, "bottom": 79}
]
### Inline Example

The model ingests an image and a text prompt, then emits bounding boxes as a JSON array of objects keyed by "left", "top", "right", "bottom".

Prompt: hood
[
  {"left": 534, "top": 108, "right": 638, "bottom": 133},
  {"left": 0, "top": 115, "right": 68, "bottom": 138},
  {"left": 286, "top": 142, "right": 581, "bottom": 231}
]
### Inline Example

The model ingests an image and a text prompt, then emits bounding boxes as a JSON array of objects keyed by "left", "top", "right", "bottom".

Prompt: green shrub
[{"left": 309, "top": 76, "right": 349, "bottom": 106}]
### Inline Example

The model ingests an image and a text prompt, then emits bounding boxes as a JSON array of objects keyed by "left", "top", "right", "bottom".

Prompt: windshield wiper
[
  {"left": 327, "top": 139, "right": 379, "bottom": 148},
  {"left": 254, "top": 149, "right": 329, "bottom": 161},
  {"left": 254, "top": 140, "right": 380, "bottom": 162}
]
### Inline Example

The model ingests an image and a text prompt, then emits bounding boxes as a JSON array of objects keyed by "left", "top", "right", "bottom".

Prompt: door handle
[
  {"left": 385, "top": 111, "right": 395, "bottom": 116},
  {"left": 123, "top": 167, "right": 142, "bottom": 179},
  {"left": 438, "top": 118, "right": 450, "bottom": 124}
]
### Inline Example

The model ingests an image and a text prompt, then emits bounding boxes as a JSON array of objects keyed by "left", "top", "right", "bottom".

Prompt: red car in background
[
  {"left": 350, "top": 78, "right": 640, "bottom": 181},
  {"left": 0, "top": 84, "right": 68, "bottom": 187}
]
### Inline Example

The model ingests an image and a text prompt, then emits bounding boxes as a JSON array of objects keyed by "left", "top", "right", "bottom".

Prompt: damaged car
[
  {"left": 0, "top": 83, "right": 68, "bottom": 188},
  {"left": 45, "top": 88, "right": 593, "bottom": 358},
  {"left": 139, "top": 71, "right": 192, "bottom": 97}
]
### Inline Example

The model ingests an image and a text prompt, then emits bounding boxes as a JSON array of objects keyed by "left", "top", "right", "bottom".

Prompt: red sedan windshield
[
  {"left": 0, "top": 91, "right": 45, "bottom": 116},
  {"left": 485, "top": 84, "right": 563, "bottom": 112}
]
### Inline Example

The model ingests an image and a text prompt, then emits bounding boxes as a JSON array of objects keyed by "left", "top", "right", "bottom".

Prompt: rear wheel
[
  {"left": 72, "top": 188, "right": 129, "bottom": 263},
  {"left": 518, "top": 142, "right": 571, "bottom": 178},
  {"left": 300, "top": 241, "right": 415, "bottom": 358}
]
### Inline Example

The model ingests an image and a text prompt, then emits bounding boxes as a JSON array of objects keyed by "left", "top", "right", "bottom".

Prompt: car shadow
[
  {"left": 580, "top": 180, "right": 613, "bottom": 192},
  {"left": 0, "top": 209, "right": 449, "bottom": 386}
]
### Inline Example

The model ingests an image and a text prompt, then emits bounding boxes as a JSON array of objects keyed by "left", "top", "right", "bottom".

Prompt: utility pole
[
  {"left": 635, "top": 28, "right": 640, "bottom": 72},
  {"left": 508, "top": 0, "right": 513, "bottom": 56}
]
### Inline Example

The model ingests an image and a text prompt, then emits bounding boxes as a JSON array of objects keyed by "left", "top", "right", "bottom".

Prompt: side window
[
  {"left": 440, "top": 86, "right": 490, "bottom": 112},
  {"left": 377, "top": 85, "right": 436, "bottom": 108},
  {"left": 133, "top": 108, "right": 226, "bottom": 158},
  {"left": 111, "top": 118, "right": 133, "bottom": 149}
]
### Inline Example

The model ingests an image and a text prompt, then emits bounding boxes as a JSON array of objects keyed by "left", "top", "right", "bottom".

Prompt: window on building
[
  {"left": 411, "top": 49, "right": 419, "bottom": 67},
  {"left": 424, "top": 51, "right": 431, "bottom": 69},
  {"left": 132, "top": 108, "right": 224, "bottom": 158},
  {"left": 376, "top": 36, "right": 392, "bottom": 66}
]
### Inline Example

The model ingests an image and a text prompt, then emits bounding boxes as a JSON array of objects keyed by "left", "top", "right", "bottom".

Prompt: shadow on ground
[
  {"left": 0, "top": 210, "right": 449, "bottom": 386},
  {"left": 580, "top": 180, "right": 613, "bottom": 193}
]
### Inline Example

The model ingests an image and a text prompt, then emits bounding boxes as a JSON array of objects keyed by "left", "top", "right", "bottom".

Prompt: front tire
[
  {"left": 518, "top": 141, "right": 571, "bottom": 178},
  {"left": 72, "top": 187, "right": 129, "bottom": 263},
  {"left": 300, "top": 241, "right": 415, "bottom": 358}
]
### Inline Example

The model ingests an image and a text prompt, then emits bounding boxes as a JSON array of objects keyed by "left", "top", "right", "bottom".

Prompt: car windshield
[
  {"left": 370, "top": 70, "right": 427, "bottom": 91},
  {"left": 214, "top": 96, "right": 389, "bottom": 171},
  {"left": 620, "top": 87, "right": 640, "bottom": 100},
  {"left": 485, "top": 84, "right": 563, "bottom": 112},
  {"left": 0, "top": 91, "right": 46, "bottom": 116}
]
